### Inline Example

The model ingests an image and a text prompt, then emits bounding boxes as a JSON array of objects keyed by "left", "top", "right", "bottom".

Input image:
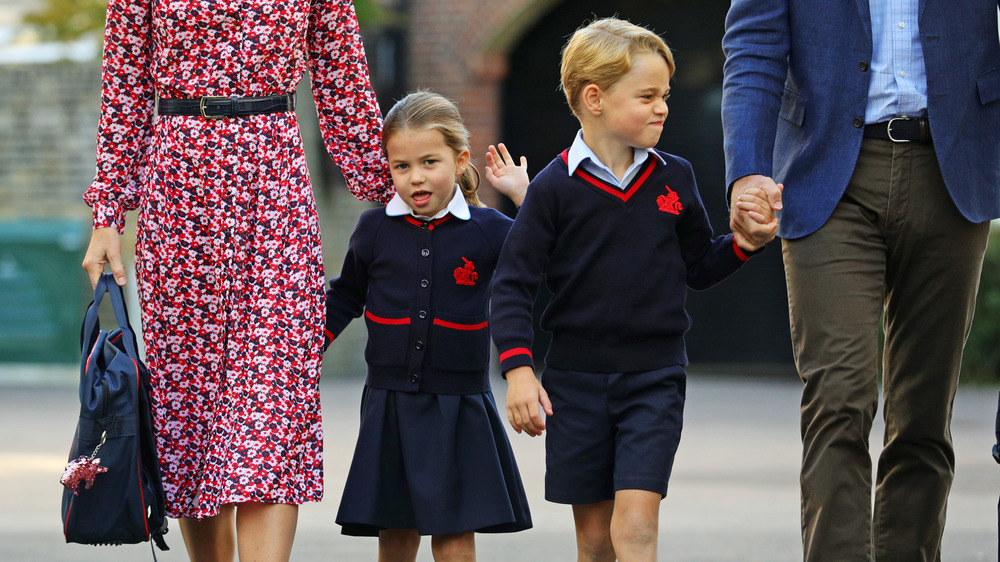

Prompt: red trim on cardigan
[
  {"left": 432, "top": 318, "right": 488, "bottom": 330},
  {"left": 403, "top": 214, "right": 453, "bottom": 230},
  {"left": 365, "top": 310, "right": 411, "bottom": 325}
]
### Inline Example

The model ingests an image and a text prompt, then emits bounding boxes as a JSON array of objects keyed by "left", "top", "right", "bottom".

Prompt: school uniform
[
  {"left": 491, "top": 136, "right": 760, "bottom": 503},
  {"left": 327, "top": 189, "right": 532, "bottom": 536}
]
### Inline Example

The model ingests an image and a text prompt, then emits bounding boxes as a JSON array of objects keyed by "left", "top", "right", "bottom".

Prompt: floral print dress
[{"left": 83, "top": 0, "right": 392, "bottom": 519}]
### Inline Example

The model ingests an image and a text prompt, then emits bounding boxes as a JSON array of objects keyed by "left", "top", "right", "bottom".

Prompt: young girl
[{"left": 325, "top": 91, "right": 532, "bottom": 561}]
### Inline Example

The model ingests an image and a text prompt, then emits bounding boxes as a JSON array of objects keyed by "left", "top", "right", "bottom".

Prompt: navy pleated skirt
[{"left": 335, "top": 385, "right": 532, "bottom": 536}]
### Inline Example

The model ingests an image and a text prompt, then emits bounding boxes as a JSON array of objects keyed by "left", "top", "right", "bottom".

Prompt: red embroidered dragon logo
[
  {"left": 454, "top": 257, "right": 478, "bottom": 286},
  {"left": 657, "top": 185, "right": 683, "bottom": 215}
]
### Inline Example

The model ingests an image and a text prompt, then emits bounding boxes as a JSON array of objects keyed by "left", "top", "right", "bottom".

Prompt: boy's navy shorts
[{"left": 541, "top": 364, "right": 686, "bottom": 505}]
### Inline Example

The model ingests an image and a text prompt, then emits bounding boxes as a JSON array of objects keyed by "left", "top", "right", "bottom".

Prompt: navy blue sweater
[
  {"left": 490, "top": 149, "right": 758, "bottom": 374},
  {"left": 326, "top": 206, "right": 512, "bottom": 394}
]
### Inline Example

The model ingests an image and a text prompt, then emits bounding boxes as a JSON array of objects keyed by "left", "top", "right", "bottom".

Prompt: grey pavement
[{"left": 2, "top": 366, "right": 997, "bottom": 561}]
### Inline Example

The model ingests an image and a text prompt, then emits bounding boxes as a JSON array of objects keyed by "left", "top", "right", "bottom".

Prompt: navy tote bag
[{"left": 61, "top": 273, "right": 168, "bottom": 551}]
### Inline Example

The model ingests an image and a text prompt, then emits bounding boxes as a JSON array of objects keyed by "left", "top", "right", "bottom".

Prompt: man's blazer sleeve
[{"left": 721, "top": 0, "right": 792, "bottom": 189}]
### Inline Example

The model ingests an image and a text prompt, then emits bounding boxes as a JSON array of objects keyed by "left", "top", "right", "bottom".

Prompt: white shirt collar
[
  {"left": 385, "top": 184, "right": 471, "bottom": 220},
  {"left": 566, "top": 130, "right": 665, "bottom": 188}
]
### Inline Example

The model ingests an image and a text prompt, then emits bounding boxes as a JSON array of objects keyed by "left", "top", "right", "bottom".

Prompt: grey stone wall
[{"left": 0, "top": 62, "right": 100, "bottom": 221}]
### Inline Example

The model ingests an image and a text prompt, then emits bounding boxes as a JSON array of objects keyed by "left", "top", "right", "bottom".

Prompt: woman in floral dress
[{"left": 80, "top": 0, "right": 392, "bottom": 558}]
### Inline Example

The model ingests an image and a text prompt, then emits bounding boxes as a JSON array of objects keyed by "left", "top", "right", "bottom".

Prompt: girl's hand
[
  {"left": 82, "top": 227, "right": 126, "bottom": 288},
  {"left": 504, "top": 366, "right": 552, "bottom": 437},
  {"left": 485, "top": 143, "right": 529, "bottom": 207}
]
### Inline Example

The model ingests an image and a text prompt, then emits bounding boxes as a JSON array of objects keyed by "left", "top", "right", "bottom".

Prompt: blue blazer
[{"left": 721, "top": 0, "right": 1000, "bottom": 239}]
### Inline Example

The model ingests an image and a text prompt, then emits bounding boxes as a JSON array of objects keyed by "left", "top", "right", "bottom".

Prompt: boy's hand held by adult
[
  {"left": 730, "top": 175, "right": 782, "bottom": 251},
  {"left": 505, "top": 366, "right": 553, "bottom": 437}
]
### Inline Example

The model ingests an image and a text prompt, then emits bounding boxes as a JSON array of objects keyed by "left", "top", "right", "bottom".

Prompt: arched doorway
[{"left": 500, "top": 1, "right": 794, "bottom": 369}]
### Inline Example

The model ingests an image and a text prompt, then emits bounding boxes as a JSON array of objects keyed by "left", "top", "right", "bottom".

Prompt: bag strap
[{"left": 81, "top": 273, "right": 142, "bottom": 362}]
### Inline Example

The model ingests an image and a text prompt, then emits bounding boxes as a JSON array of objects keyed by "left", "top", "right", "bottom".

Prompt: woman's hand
[{"left": 82, "top": 227, "right": 126, "bottom": 288}]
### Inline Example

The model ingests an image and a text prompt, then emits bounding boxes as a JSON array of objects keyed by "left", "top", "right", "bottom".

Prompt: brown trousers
[{"left": 782, "top": 139, "right": 990, "bottom": 562}]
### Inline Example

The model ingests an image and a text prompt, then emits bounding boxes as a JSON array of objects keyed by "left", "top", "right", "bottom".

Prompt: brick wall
[{"left": 408, "top": 0, "right": 544, "bottom": 207}]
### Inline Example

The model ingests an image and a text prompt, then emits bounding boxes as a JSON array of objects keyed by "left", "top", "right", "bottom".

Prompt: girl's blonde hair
[
  {"left": 560, "top": 18, "right": 675, "bottom": 119},
  {"left": 382, "top": 91, "right": 484, "bottom": 208}
]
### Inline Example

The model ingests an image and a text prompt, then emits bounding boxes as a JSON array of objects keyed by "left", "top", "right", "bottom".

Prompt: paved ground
[{"left": 2, "top": 366, "right": 997, "bottom": 561}]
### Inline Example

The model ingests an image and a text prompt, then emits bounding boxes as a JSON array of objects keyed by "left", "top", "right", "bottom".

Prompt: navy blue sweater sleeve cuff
[
  {"left": 732, "top": 237, "right": 766, "bottom": 261},
  {"left": 499, "top": 347, "right": 534, "bottom": 375}
]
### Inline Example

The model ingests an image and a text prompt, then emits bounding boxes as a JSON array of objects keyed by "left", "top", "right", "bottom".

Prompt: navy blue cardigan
[
  {"left": 326, "top": 206, "right": 512, "bottom": 394},
  {"left": 490, "top": 149, "right": 759, "bottom": 374}
]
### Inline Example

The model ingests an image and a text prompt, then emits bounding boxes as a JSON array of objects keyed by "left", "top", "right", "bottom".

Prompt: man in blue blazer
[{"left": 721, "top": 1, "right": 1000, "bottom": 560}]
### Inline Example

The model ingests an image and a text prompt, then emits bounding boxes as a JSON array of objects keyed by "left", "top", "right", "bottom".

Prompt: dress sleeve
[
  {"left": 307, "top": 0, "right": 393, "bottom": 204},
  {"left": 82, "top": 0, "right": 155, "bottom": 233}
]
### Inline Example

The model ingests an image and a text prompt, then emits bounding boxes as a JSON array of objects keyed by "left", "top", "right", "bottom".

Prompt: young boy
[{"left": 490, "top": 18, "right": 776, "bottom": 561}]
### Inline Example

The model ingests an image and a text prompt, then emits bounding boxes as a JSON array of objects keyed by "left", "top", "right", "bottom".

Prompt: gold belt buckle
[{"left": 199, "top": 96, "right": 230, "bottom": 119}]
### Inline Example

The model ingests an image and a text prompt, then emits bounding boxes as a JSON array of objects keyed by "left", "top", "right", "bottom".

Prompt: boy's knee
[
  {"left": 610, "top": 515, "right": 657, "bottom": 549},
  {"left": 576, "top": 524, "right": 614, "bottom": 561},
  {"left": 578, "top": 535, "right": 615, "bottom": 562},
  {"left": 610, "top": 491, "right": 660, "bottom": 550}
]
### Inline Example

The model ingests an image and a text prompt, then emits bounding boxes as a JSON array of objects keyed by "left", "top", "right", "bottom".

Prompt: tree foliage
[{"left": 23, "top": 0, "right": 107, "bottom": 42}]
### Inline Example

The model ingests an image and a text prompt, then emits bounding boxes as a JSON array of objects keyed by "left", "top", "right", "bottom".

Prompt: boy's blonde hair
[
  {"left": 382, "top": 91, "right": 484, "bottom": 208},
  {"left": 560, "top": 18, "right": 675, "bottom": 119}
]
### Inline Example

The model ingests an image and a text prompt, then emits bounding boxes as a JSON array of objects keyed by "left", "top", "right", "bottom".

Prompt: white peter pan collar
[{"left": 385, "top": 184, "right": 471, "bottom": 221}]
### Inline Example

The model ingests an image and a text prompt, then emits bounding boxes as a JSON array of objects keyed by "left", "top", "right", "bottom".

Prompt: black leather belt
[
  {"left": 863, "top": 116, "right": 931, "bottom": 144},
  {"left": 157, "top": 94, "right": 295, "bottom": 119}
]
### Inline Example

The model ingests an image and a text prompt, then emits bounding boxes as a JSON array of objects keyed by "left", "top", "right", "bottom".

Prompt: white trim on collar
[{"left": 385, "top": 184, "right": 471, "bottom": 220}]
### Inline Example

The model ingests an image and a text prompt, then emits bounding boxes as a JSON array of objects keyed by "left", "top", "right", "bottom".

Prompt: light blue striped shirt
[
  {"left": 865, "top": 0, "right": 928, "bottom": 123},
  {"left": 566, "top": 130, "right": 665, "bottom": 190}
]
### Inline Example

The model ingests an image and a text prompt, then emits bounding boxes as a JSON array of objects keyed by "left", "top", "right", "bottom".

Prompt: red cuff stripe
[
  {"left": 499, "top": 347, "right": 533, "bottom": 362},
  {"left": 733, "top": 238, "right": 751, "bottom": 262},
  {"left": 324, "top": 328, "right": 335, "bottom": 341},
  {"left": 365, "top": 311, "right": 411, "bottom": 325},
  {"left": 433, "top": 319, "right": 488, "bottom": 330}
]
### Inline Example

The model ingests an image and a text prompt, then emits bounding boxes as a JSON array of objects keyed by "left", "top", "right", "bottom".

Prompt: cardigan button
[
  {"left": 418, "top": 310, "right": 427, "bottom": 319},
  {"left": 421, "top": 249, "right": 430, "bottom": 257},
  {"left": 420, "top": 279, "right": 429, "bottom": 288},
  {"left": 410, "top": 372, "right": 420, "bottom": 384},
  {"left": 859, "top": 61, "right": 869, "bottom": 71},
  {"left": 853, "top": 117, "right": 863, "bottom": 128},
  {"left": 415, "top": 340, "right": 424, "bottom": 350}
]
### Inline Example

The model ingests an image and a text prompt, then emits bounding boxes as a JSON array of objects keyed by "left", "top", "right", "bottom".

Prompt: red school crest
[
  {"left": 656, "top": 185, "right": 683, "bottom": 215},
  {"left": 454, "top": 257, "right": 478, "bottom": 286}
]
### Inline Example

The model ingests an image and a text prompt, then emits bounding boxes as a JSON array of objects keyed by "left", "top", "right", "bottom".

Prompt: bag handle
[{"left": 80, "top": 273, "right": 141, "bottom": 362}]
